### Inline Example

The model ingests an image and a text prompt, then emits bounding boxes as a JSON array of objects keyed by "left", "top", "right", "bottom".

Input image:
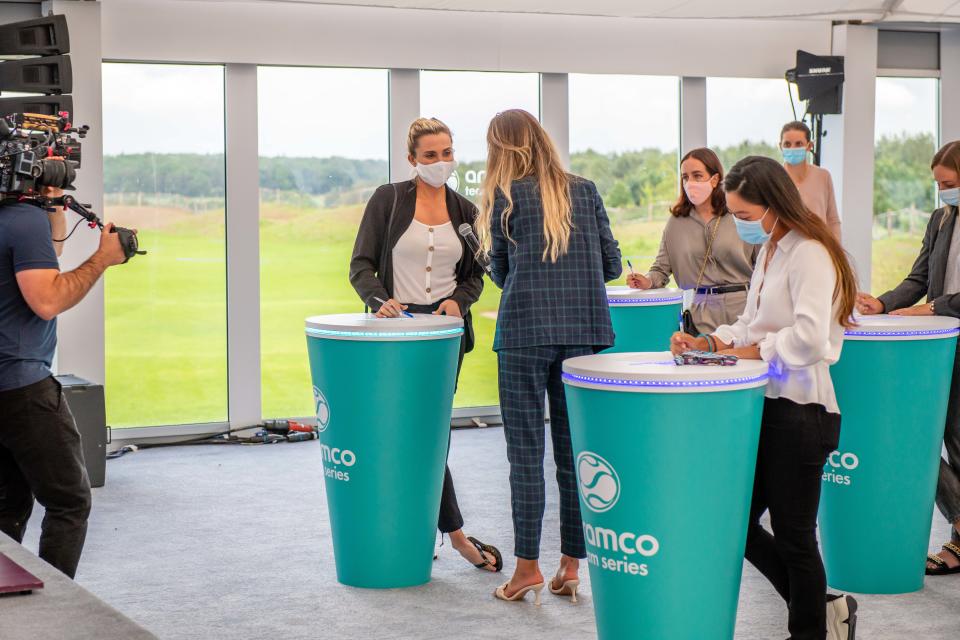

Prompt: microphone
[{"left": 458, "top": 223, "right": 492, "bottom": 275}]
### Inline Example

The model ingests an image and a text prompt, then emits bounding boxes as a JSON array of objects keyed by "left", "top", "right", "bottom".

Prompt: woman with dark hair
[
  {"left": 627, "top": 147, "right": 755, "bottom": 334},
  {"left": 780, "top": 120, "right": 842, "bottom": 241},
  {"left": 671, "top": 156, "right": 859, "bottom": 640},
  {"left": 858, "top": 140, "right": 960, "bottom": 576}
]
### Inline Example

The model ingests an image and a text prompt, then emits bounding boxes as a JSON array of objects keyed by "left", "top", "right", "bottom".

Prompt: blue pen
[
  {"left": 373, "top": 296, "right": 414, "bottom": 318},
  {"left": 627, "top": 259, "right": 635, "bottom": 274}
]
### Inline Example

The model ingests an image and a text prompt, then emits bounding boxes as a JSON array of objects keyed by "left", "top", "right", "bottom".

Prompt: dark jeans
[
  {"left": 936, "top": 341, "right": 960, "bottom": 542},
  {"left": 745, "top": 397, "right": 840, "bottom": 640},
  {"left": 0, "top": 376, "right": 91, "bottom": 578},
  {"left": 404, "top": 300, "right": 468, "bottom": 534}
]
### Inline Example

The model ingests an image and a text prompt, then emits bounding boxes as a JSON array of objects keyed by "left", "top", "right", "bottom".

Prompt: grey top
[
  {"left": 945, "top": 212, "right": 960, "bottom": 295},
  {"left": 647, "top": 211, "right": 757, "bottom": 290}
]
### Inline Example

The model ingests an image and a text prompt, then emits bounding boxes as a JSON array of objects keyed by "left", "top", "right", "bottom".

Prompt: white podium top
[
  {"left": 562, "top": 351, "right": 770, "bottom": 394},
  {"left": 606, "top": 286, "right": 683, "bottom": 307},
  {"left": 845, "top": 314, "right": 960, "bottom": 341},
  {"left": 305, "top": 313, "right": 464, "bottom": 341}
]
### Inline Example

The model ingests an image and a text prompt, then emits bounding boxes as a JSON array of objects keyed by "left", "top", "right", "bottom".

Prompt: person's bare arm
[
  {"left": 48, "top": 207, "right": 66, "bottom": 257},
  {"left": 16, "top": 223, "right": 127, "bottom": 321},
  {"left": 42, "top": 173, "right": 67, "bottom": 257}
]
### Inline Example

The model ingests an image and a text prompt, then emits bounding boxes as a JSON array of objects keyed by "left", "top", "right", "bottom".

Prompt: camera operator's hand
[
  {"left": 41, "top": 184, "right": 67, "bottom": 257},
  {"left": 97, "top": 223, "right": 132, "bottom": 267},
  {"left": 40, "top": 185, "right": 65, "bottom": 199}
]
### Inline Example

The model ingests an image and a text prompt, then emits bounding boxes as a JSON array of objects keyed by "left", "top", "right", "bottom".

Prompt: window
[
  {"left": 103, "top": 63, "right": 227, "bottom": 427},
  {"left": 707, "top": 77, "right": 798, "bottom": 167},
  {"left": 420, "top": 71, "right": 540, "bottom": 408},
  {"left": 258, "top": 67, "right": 389, "bottom": 419},
  {"left": 872, "top": 77, "right": 939, "bottom": 295},
  {"left": 569, "top": 74, "right": 679, "bottom": 279}
]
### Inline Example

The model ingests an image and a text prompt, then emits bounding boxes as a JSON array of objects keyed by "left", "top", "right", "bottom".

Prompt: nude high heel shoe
[
  {"left": 493, "top": 580, "right": 545, "bottom": 605},
  {"left": 549, "top": 569, "right": 580, "bottom": 603}
]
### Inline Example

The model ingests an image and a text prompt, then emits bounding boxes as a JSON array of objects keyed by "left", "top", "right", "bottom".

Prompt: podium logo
[
  {"left": 823, "top": 450, "right": 859, "bottom": 486},
  {"left": 577, "top": 451, "right": 621, "bottom": 513},
  {"left": 313, "top": 386, "right": 330, "bottom": 433}
]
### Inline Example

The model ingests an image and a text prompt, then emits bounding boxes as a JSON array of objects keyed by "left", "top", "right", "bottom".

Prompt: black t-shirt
[{"left": 0, "top": 202, "right": 59, "bottom": 391}]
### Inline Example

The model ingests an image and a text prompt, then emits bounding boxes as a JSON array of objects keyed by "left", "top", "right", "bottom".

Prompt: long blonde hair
[{"left": 476, "top": 109, "right": 572, "bottom": 263}]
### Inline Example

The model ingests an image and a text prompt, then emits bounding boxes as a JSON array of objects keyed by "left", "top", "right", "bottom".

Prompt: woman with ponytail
[
  {"left": 475, "top": 109, "right": 621, "bottom": 605},
  {"left": 671, "top": 156, "right": 859, "bottom": 640}
]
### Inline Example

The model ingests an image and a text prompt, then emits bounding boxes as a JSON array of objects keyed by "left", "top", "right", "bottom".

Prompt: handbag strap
[{"left": 693, "top": 215, "right": 721, "bottom": 292}]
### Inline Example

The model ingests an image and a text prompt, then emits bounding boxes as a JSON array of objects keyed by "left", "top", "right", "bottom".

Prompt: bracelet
[{"left": 698, "top": 334, "right": 716, "bottom": 353}]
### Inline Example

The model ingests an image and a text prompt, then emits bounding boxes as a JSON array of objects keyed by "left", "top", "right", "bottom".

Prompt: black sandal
[
  {"left": 467, "top": 536, "right": 503, "bottom": 572},
  {"left": 926, "top": 542, "right": 960, "bottom": 575}
]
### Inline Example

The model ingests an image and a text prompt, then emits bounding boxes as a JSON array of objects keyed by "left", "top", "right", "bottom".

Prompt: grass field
[{"left": 103, "top": 199, "right": 923, "bottom": 428}]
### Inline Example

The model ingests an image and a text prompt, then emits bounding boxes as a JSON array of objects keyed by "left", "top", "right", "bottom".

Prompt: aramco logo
[
  {"left": 313, "top": 386, "right": 330, "bottom": 432},
  {"left": 577, "top": 451, "right": 621, "bottom": 513}
]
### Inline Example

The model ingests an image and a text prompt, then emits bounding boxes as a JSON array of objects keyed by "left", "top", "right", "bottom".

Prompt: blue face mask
[
  {"left": 940, "top": 187, "right": 960, "bottom": 207},
  {"left": 734, "top": 208, "right": 776, "bottom": 245},
  {"left": 782, "top": 148, "right": 808, "bottom": 166}
]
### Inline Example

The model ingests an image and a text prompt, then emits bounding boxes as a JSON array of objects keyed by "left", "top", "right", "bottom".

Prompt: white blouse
[
  {"left": 713, "top": 230, "right": 845, "bottom": 414},
  {"left": 392, "top": 219, "right": 462, "bottom": 306}
]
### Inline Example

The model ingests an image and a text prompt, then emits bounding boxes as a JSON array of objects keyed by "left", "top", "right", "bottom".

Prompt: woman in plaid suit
[{"left": 475, "top": 109, "right": 622, "bottom": 604}]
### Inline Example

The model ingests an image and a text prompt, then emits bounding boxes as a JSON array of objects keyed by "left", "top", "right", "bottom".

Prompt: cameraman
[{"left": 0, "top": 186, "right": 129, "bottom": 579}]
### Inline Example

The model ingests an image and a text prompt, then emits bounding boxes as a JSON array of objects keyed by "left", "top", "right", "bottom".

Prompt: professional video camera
[
  {"left": 0, "top": 111, "right": 86, "bottom": 193},
  {"left": 0, "top": 14, "right": 143, "bottom": 262}
]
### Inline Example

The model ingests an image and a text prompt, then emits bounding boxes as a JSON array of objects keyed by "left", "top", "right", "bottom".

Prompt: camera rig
[{"left": 0, "top": 14, "right": 142, "bottom": 261}]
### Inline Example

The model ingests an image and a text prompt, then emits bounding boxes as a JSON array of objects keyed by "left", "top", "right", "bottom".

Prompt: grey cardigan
[
  {"left": 349, "top": 179, "right": 485, "bottom": 316},
  {"left": 878, "top": 205, "right": 960, "bottom": 318}
]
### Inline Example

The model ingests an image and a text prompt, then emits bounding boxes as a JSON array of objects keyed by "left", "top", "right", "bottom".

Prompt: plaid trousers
[{"left": 498, "top": 345, "right": 593, "bottom": 560}]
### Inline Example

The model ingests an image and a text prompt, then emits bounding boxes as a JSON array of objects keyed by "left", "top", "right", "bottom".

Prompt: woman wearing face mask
[
  {"left": 672, "top": 156, "right": 860, "bottom": 640},
  {"left": 857, "top": 141, "right": 960, "bottom": 576},
  {"left": 349, "top": 117, "right": 502, "bottom": 574},
  {"left": 476, "top": 109, "right": 621, "bottom": 605},
  {"left": 627, "top": 147, "right": 755, "bottom": 334},
  {"left": 780, "top": 121, "right": 842, "bottom": 241}
]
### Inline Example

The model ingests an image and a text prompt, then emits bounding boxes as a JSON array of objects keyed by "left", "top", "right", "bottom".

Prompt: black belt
[{"left": 695, "top": 284, "right": 749, "bottom": 295}]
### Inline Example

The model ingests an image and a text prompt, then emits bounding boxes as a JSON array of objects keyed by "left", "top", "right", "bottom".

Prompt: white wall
[{"left": 100, "top": 0, "right": 831, "bottom": 78}]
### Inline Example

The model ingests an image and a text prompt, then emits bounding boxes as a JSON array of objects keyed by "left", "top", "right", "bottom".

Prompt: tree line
[{"left": 103, "top": 132, "right": 938, "bottom": 216}]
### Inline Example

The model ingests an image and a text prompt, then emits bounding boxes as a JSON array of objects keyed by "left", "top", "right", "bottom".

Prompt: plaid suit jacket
[{"left": 489, "top": 175, "right": 622, "bottom": 351}]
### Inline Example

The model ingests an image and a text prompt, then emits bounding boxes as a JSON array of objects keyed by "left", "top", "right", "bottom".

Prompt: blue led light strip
[
  {"left": 607, "top": 296, "right": 683, "bottom": 305},
  {"left": 845, "top": 327, "right": 960, "bottom": 338},
  {"left": 562, "top": 371, "right": 768, "bottom": 389},
  {"left": 306, "top": 327, "right": 464, "bottom": 339}
]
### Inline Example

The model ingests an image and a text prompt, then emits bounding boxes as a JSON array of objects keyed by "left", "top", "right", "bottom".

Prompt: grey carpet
[{"left": 21, "top": 427, "right": 960, "bottom": 639}]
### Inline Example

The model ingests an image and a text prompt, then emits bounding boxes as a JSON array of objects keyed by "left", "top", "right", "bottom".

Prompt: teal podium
[
  {"left": 820, "top": 314, "right": 960, "bottom": 594},
  {"left": 563, "top": 352, "right": 769, "bottom": 640},
  {"left": 305, "top": 313, "right": 464, "bottom": 588},
  {"left": 605, "top": 286, "right": 682, "bottom": 353}
]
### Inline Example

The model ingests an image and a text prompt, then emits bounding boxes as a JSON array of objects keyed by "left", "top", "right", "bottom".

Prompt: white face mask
[{"left": 413, "top": 160, "right": 458, "bottom": 188}]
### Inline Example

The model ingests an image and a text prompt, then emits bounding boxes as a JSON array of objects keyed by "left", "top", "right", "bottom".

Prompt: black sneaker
[{"left": 826, "top": 594, "right": 858, "bottom": 640}]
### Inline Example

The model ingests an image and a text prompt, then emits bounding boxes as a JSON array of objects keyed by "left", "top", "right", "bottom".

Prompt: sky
[{"left": 101, "top": 63, "right": 940, "bottom": 159}]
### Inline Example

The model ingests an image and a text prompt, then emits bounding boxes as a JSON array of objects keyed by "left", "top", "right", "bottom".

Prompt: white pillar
[
  {"left": 42, "top": 1, "right": 105, "bottom": 384},
  {"left": 224, "top": 64, "right": 261, "bottom": 427},
  {"left": 941, "top": 28, "right": 960, "bottom": 144},
  {"left": 540, "top": 73, "right": 570, "bottom": 169},
  {"left": 820, "top": 24, "right": 878, "bottom": 290},
  {"left": 680, "top": 76, "right": 707, "bottom": 154},
  {"left": 389, "top": 69, "right": 420, "bottom": 182}
]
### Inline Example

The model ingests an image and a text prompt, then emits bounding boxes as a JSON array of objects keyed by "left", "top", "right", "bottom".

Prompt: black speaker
[{"left": 56, "top": 375, "right": 106, "bottom": 489}]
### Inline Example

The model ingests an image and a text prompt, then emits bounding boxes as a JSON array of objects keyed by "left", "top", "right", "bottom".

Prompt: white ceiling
[{"left": 144, "top": 0, "right": 960, "bottom": 23}]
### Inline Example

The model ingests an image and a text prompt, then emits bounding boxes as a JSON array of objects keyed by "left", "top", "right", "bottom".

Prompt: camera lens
[{"left": 37, "top": 158, "right": 76, "bottom": 189}]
